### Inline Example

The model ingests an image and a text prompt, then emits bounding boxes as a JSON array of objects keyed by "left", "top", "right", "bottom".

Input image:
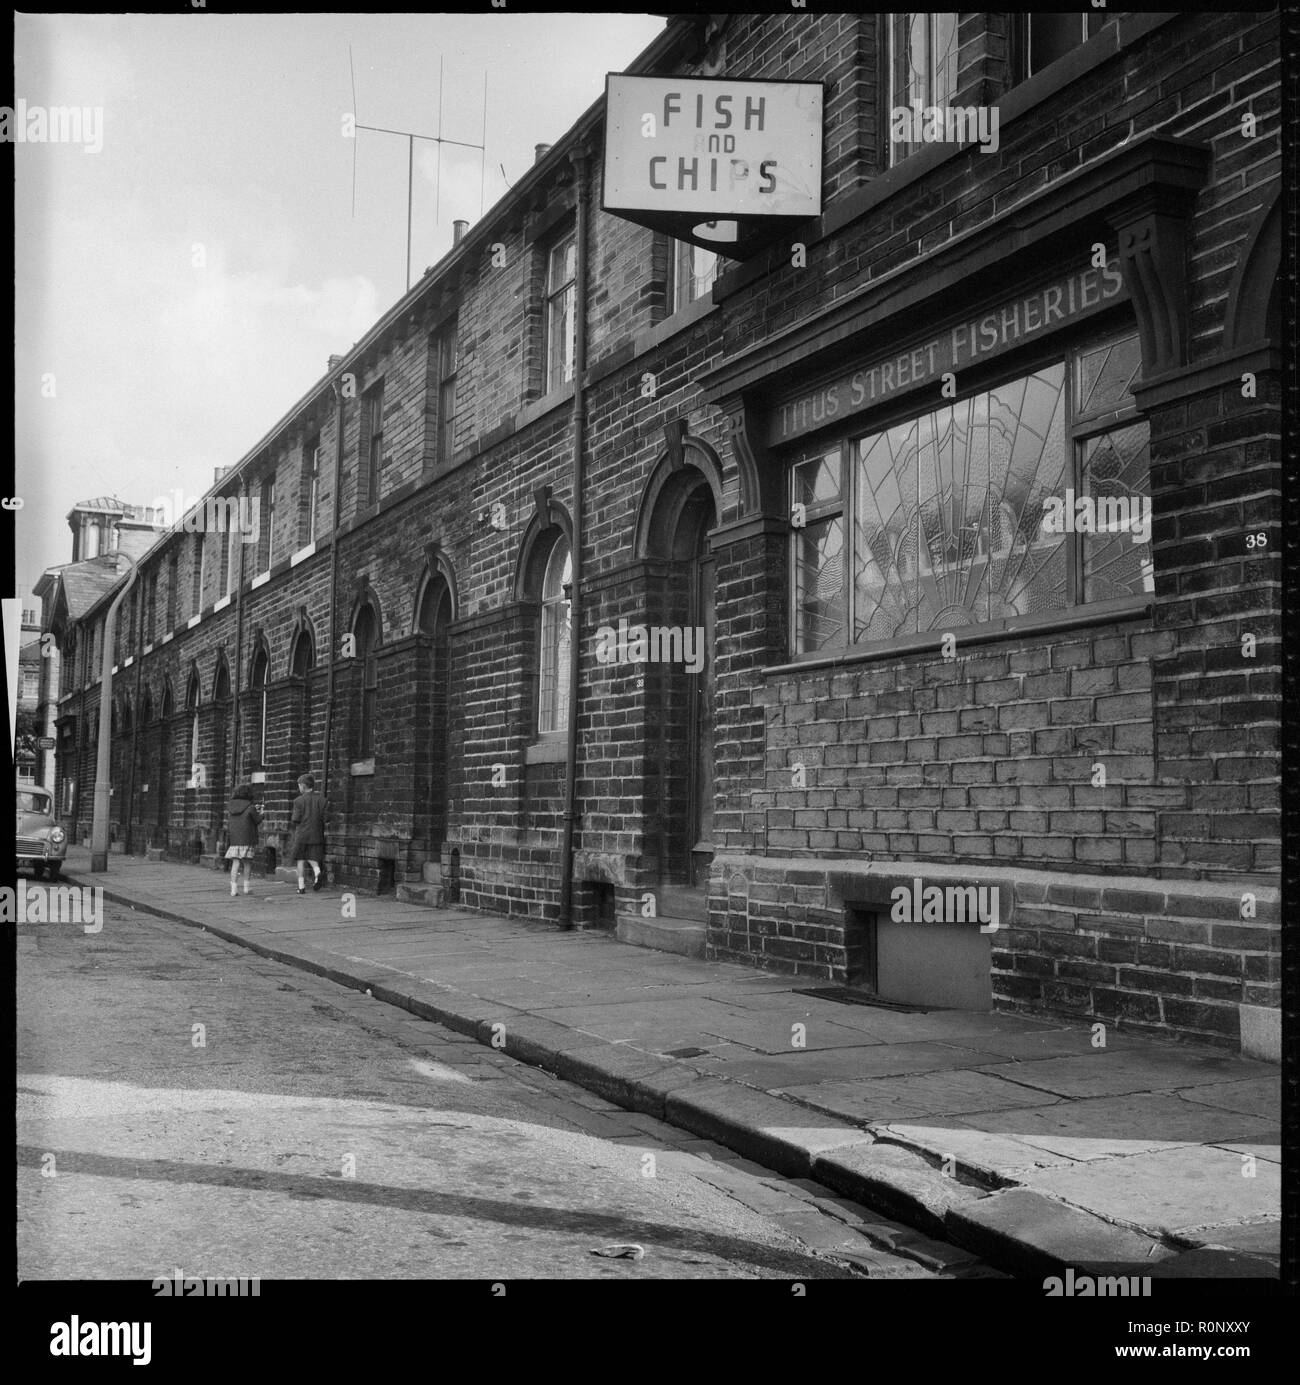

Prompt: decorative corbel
[
  {"left": 719, "top": 394, "right": 767, "bottom": 516},
  {"left": 1108, "top": 188, "right": 1200, "bottom": 379}
]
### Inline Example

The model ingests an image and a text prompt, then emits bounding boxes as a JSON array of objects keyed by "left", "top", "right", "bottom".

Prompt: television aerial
[{"left": 348, "top": 44, "right": 489, "bottom": 291}]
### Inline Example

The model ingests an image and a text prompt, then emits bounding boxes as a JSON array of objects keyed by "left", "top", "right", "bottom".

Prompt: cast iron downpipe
[
  {"left": 231, "top": 479, "right": 248, "bottom": 790},
  {"left": 557, "top": 145, "right": 591, "bottom": 928},
  {"left": 320, "top": 373, "right": 346, "bottom": 803}
]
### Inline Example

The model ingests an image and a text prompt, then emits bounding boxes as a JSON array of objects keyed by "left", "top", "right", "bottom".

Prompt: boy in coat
[{"left": 289, "top": 773, "right": 327, "bottom": 895}]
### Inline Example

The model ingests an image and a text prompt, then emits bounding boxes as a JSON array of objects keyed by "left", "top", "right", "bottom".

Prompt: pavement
[{"left": 54, "top": 846, "right": 1281, "bottom": 1280}]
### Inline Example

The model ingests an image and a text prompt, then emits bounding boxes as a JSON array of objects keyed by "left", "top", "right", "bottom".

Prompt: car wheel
[
  {"left": 47, "top": 863, "right": 61, "bottom": 881},
  {"left": 31, "top": 863, "right": 45, "bottom": 880}
]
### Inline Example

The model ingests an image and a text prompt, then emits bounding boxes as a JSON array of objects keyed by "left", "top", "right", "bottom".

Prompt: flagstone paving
[{"left": 62, "top": 848, "right": 1282, "bottom": 1277}]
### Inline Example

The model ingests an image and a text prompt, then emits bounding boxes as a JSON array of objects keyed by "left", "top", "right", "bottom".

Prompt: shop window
[
  {"left": 888, "top": 12, "right": 959, "bottom": 164},
  {"left": 545, "top": 232, "right": 577, "bottom": 395},
  {"left": 791, "top": 331, "right": 1151, "bottom": 656},
  {"left": 537, "top": 535, "right": 572, "bottom": 734}
]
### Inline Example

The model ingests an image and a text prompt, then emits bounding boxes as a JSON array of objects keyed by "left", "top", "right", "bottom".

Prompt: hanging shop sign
[
  {"left": 769, "top": 259, "right": 1129, "bottom": 446},
  {"left": 603, "top": 74, "right": 823, "bottom": 257}
]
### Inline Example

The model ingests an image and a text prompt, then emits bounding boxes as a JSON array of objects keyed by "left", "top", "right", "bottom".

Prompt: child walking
[
  {"left": 225, "top": 783, "right": 262, "bottom": 896},
  {"left": 288, "top": 772, "right": 327, "bottom": 895}
]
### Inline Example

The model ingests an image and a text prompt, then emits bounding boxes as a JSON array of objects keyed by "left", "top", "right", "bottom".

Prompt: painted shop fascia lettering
[{"left": 772, "top": 259, "right": 1126, "bottom": 447}]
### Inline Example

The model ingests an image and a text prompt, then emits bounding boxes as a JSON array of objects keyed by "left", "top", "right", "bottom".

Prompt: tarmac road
[{"left": 17, "top": 902, "right": 944, "bottom": 1281}]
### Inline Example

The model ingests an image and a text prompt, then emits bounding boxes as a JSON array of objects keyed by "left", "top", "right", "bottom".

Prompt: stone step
[
  {"left": 615, "top": 912, "right": 706, "bottom": 959},
  {"left": 651, "top": 885, "right": 709, "bottom": 922},
  {"left": 398, "top": 881, "right": 446, "bottom": 907}
]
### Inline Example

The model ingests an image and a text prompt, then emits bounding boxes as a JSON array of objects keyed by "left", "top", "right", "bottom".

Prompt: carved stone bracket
[
  {"left": 1108, "top": 192, "right": 1200, "bottom": 379},
  {"left": 718, "top": 393, "right": 780, "bottom": 518}
]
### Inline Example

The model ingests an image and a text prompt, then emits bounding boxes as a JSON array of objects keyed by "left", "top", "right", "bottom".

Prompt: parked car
[{"left": 16, "top": 783, "right": 67, "bottom": 879}]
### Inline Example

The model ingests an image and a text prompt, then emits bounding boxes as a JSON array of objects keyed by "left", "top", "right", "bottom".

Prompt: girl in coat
[{"left": 225, "top": 783, "right": 262, "bottom": 896}]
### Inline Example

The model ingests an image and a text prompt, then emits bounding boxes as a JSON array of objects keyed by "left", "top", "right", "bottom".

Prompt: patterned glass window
[
  {"left": 792, "top": 449, "right": 845, "bottom": 653},
  {"left": 791, "top": 332, "right": 1150, "bottom": 656}
]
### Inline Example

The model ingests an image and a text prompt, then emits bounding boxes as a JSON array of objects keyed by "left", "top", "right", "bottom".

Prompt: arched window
[
  {"left": 417, "top": 576, "right": 453, "bottom": 845},
  {"left": 538, "top": 535, "right": 572, "bottom": 734},
  {"left": 249, "top": 646, "right": 269, "bottom": 768},
  {"left": 290, "top": 624, "right": 315, "bottom": 768},
  {"left": 353, "top": 604, "right": 380, "bottom": 758},
  {"left": 185, "top": 669, "right": 202, "bottom": 780},
  {"left": 290, "top": 625, "right": 314, "bottom": 678}
]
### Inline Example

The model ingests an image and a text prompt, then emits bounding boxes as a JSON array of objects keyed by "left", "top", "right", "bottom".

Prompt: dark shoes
[{"left": 312, "top": 873, "right": 324, "bottom": 892}]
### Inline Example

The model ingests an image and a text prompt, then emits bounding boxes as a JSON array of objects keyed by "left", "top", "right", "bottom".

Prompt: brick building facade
[{"left": 42, "top": 13, "right": 1281, "bottom": 1057}]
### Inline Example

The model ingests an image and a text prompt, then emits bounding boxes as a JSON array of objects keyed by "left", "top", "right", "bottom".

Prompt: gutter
[{"left": 557, "top": 145, "right": 592, "bottom": 928}]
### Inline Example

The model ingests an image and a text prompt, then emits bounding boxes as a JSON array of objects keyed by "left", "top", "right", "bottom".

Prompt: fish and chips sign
[{"left": 603, "top": 74, "right": 823, "bottom": 256}]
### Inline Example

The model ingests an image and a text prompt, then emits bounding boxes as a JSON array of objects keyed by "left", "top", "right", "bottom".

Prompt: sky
[{"left": 12, "top": 10, "right": 667, "bottom": 600}]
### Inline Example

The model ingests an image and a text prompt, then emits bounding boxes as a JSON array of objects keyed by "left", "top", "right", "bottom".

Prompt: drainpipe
[
  {"left": 321, "top": 370, "right": 345, "bottom": 802},
  {"left": 75, "top": 632, "right": 88, "bottom": 840},
  {"left": 231, "top": 478, "right": 248, "bottom": 789},
  {"left": 557, "top": 145, "right": 590, "bottom": 928}
]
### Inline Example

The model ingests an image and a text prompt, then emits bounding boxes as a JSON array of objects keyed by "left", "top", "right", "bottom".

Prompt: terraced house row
[{"left": 38, "top": 12, "right": 1281, "bottom": 1057}]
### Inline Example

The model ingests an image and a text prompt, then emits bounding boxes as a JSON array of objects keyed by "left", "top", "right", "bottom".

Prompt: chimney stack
[
  {"left": 453, "top": 219, "right": 468, "bottom": 245},
  {"left": 328, "top": 354, "right": 344, "bottom": 372},
  {"left": 535, "top": 143, "right": 552, "bottom": 165},
  {"left": 214, "top": 466, "right": 231, "bottom": 484}
]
